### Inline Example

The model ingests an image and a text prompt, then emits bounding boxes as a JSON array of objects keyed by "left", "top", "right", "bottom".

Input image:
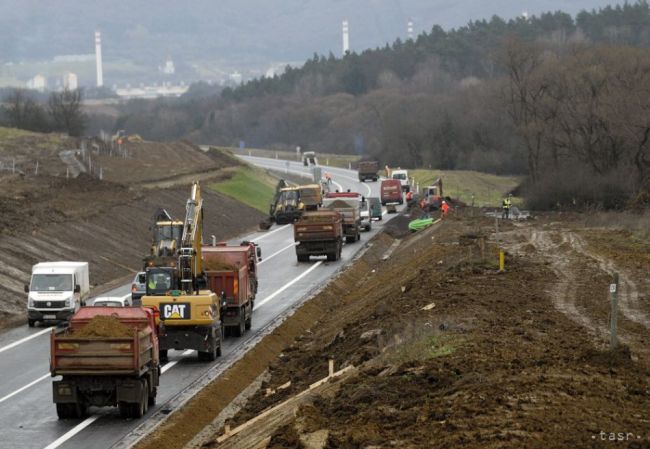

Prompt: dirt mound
[
  {"left": 382, "top": 214, "right": 412, "bottom": 238},
  {"left": 72, "top": 315, "right": 132, "bottom": 338}
]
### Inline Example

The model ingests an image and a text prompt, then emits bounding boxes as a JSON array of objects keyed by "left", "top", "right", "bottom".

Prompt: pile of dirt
[
  {"left": 72, "top": 315, "right": 132, "bottom": 338},
  {"left": 381, "top": 214, "right": 412, "bottom": 238}
]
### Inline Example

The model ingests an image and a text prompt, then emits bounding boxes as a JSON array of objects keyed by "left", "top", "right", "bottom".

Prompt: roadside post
[
  {"left": 496, "top": 216, "right": 505, "bottom": 272},
  {"left": 610, "top": 273, "right": 619, "bottom": 350}
]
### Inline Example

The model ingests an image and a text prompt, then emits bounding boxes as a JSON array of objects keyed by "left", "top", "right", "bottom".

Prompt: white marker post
[{"left": 610, "top": 273, "right": 619, "bottom": 350}]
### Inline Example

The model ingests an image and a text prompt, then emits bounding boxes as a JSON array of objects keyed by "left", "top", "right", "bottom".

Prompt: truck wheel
[
  {"left": 142, "top": 379, "right": 149, "bottom": 414},
  {"left": 130, "top": 386, "right": 146, "bottom": 419},
  {"left": 119, "top": 401, "right": 130, "bottom": 418},
  {"left": 297, "top": 254, "right": 309, "bottom": 262},
  {"left": 356, "top": 233, "right": 361, "bottom": 241},
  {"left": 337, "top": 242, "right": 342, "bottom": 260},
  {"left": 245, "top": 309, "right": 252, "bottom": 330},
  {"left": 148, "top": 386, "right": 157, "bottom": 406},
  {"left": 326, "top": 251, "right": 336, "bottom": 261},
  {"left": 232, "top": 312, "right": 245, "bottom": 337},
  {"left": 72, "top": 400, "right": 87, "bottom": 419},
  {"left": 159, "top": 349, "right": 168, "bottom": 363},
  {"left": 28, "top": 319, "right": 35, "bottom": 327},
  {"left": 56, "top": 403, "right": 73, "bottom": 419},
  {"left": 345, "top": 236, "right": 355, "bottom": 244}
]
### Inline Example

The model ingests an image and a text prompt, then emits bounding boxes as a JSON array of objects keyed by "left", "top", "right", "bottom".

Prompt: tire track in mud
[
  {"left": 529, "top": 229, "right": 609, "bottom": 344},
  {"left": 568, "top": 233, "right": 650, "bottom": 329}
]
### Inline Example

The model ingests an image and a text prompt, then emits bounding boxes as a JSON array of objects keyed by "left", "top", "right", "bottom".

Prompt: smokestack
[
  {"left": 95, "top": 31, "right": 104, "bottom": 87},
  {"left": 407, "top": 19, "right": 414, "bottom": 40},
  {"left": 342, "top": 20, "right": 350, "bottom": 55}
]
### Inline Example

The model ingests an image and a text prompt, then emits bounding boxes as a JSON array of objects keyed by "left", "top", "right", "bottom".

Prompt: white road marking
[
  {"left": 258, "top": 242, "right": 297, "bottom": 266},
  {"left": 43, "top": 415, "right": 100, "bottom": 449},
  {"left": 0, "top": 373, "right": 49, "bottom": 404},
  {"left": 256, "top": 261, "right": 323, "bottom": 308},
  {"left": 252, "top": 224, "right": 291, "bottom": 242},
  {"left": 161, "top": 349, "right": 194, "bottom": 374},
  {"left": 0, "top": 327, "right": 51, "bottom": 354}
]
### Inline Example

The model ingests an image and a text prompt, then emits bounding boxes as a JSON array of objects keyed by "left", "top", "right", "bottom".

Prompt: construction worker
[
  {"left": 502, "top": 194, "right": 512, "bottom": 219},
  {"left": 441, "top": 200, "right": 450, "bottom": 217},
  {"left": 406, "top": 190, "right": 413, "bottom": 203}
]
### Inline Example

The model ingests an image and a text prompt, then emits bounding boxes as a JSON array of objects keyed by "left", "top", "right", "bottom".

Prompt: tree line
[{"left": 0, "top": 88, "right": 86, "bottom": 137}]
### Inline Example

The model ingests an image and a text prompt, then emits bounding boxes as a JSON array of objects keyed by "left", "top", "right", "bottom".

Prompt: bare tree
[
  {"left": 48, "top": 88, "right": 86, "bottom": 136},
  {"left": 3, "top": 89, "right": 49, "bottom": 132}
]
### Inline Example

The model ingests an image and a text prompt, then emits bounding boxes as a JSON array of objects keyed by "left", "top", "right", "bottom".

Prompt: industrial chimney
[
  {"left": 95, "top": 31, "right": 104, "bottom": 87},
  {"left": 342, "top": 20, "right": 350, "bottom": 55}
]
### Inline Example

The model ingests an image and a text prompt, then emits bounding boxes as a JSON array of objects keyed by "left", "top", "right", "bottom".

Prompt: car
[
  {"left": 92, "top": 296, "right": 132, "bottom": 307},
  {"left": 131, "top": 271, "right": 146, "bottom": 305},
  {"left": 367, "top": 197, "right": 383, "bottom": 221}
]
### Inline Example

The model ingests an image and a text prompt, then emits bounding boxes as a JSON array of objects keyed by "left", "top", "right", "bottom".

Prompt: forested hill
[{"left": 224, "top": 2, "right": 650, "bottom": 100}]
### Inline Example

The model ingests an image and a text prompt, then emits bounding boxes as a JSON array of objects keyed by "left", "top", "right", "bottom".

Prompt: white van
[
  {"left": 25, "top": 262, "right": 90, "bottom": 327},
  {"left": 391, "top": 169, "right": 410, "bottom": 192}
]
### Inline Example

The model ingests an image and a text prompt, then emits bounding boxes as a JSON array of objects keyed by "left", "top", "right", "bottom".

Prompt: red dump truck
[
  {"left": 358, "top": 160, "right": 379, "bottom": 182},
  {"left": 50, "top": 307, "right": 160, "bottom": 419},
  {"left": 294, "top": 210, "right": 343, "bottom": 262},
  {"left": 203, "top": 241, "right": 260, "bottom": 337}
]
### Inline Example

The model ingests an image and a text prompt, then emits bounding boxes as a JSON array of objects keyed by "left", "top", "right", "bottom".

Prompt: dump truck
[
  {"left": 50, "top": 307, "right": 160, "bottom": 420},
  {"left": 142, "top": 182, "right": 223, "bottom": 362},
  {"left": 323, "top": 192, "right": 361, "bottom": 243},
  {"left": 294, "top": 210, "right": 343, "bottom": 262},
  {"left": 203, "top": 241, "right": 261, "bottom": 337},
  {"left": 358, "top": 160, "right": 379, "bottom": 182},
  {"left": 298, "top": 184, "right": 322, "bottom": 211}
]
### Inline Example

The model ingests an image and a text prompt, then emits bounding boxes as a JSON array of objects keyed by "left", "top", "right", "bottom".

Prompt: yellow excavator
[{"left": 141, "top": 182, "right": 223, "bottom": 362}]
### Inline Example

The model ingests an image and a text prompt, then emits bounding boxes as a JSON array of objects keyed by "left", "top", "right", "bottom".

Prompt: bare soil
[{"left": 137, "top": 212, "right": 650, "bottom": 449}]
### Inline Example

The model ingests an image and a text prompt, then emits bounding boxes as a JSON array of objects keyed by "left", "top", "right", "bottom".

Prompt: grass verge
[
  {"left": 410, "top": 169, "right": 522, "bottom": 207},
  {"left": 209, "top": 167, "right": 276, "bottom": 214}
]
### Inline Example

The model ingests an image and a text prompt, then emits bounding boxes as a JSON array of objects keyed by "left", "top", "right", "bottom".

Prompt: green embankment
[
  {"left": 209, "top": 167, "right": 277, "bottom": 214},
  {"left": 410, "top": 169, "right": 522, "bottom": 207}
]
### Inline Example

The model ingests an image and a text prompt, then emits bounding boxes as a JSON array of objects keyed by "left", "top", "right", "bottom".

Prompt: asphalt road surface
[{"left": 0, "top": 158, "right": 402, "bottom": 449}]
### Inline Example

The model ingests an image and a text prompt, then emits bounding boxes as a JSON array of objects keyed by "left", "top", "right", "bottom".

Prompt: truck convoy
[
  {"left": 26, "top": 261, "right": 90, "bottom": 327},
  {"left": 358, "top": 160, "right": 379, "bottom": 182},
  {"left": 323, "top": 192, "right": 362, "bottom": 243},
  {"left": 50, "top": 307, "right": 160, "bottom": 419},
  {"left": 294, "top": 210, "right": 343, "bottom": 262},
  {"left": 203, "top": 241, "right": 260, "bottom": 337},
  {"left": 142, "top": 182, "right": 223, "bottom": 362}
]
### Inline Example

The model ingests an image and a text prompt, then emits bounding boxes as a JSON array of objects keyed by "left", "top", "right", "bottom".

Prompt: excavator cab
[{"left": 145, "top": 267, "right": 177, "bottom": 296}]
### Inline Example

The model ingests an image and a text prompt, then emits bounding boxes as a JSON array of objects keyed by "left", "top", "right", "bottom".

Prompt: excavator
[
  {"left": 259, "top": 179, "right": 289, "bottom": 230},
  {"left": 141, "top": 182, "right": 223, "bottom": 362}
]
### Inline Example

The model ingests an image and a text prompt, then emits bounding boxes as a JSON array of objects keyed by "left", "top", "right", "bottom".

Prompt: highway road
[{"left": 0, "top": 157, "right": 401, "bottom": 449}]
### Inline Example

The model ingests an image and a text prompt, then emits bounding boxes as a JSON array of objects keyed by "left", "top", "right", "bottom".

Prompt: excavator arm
[{"left": 179, "top": 182, "right": 204, "bottom": 292}]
